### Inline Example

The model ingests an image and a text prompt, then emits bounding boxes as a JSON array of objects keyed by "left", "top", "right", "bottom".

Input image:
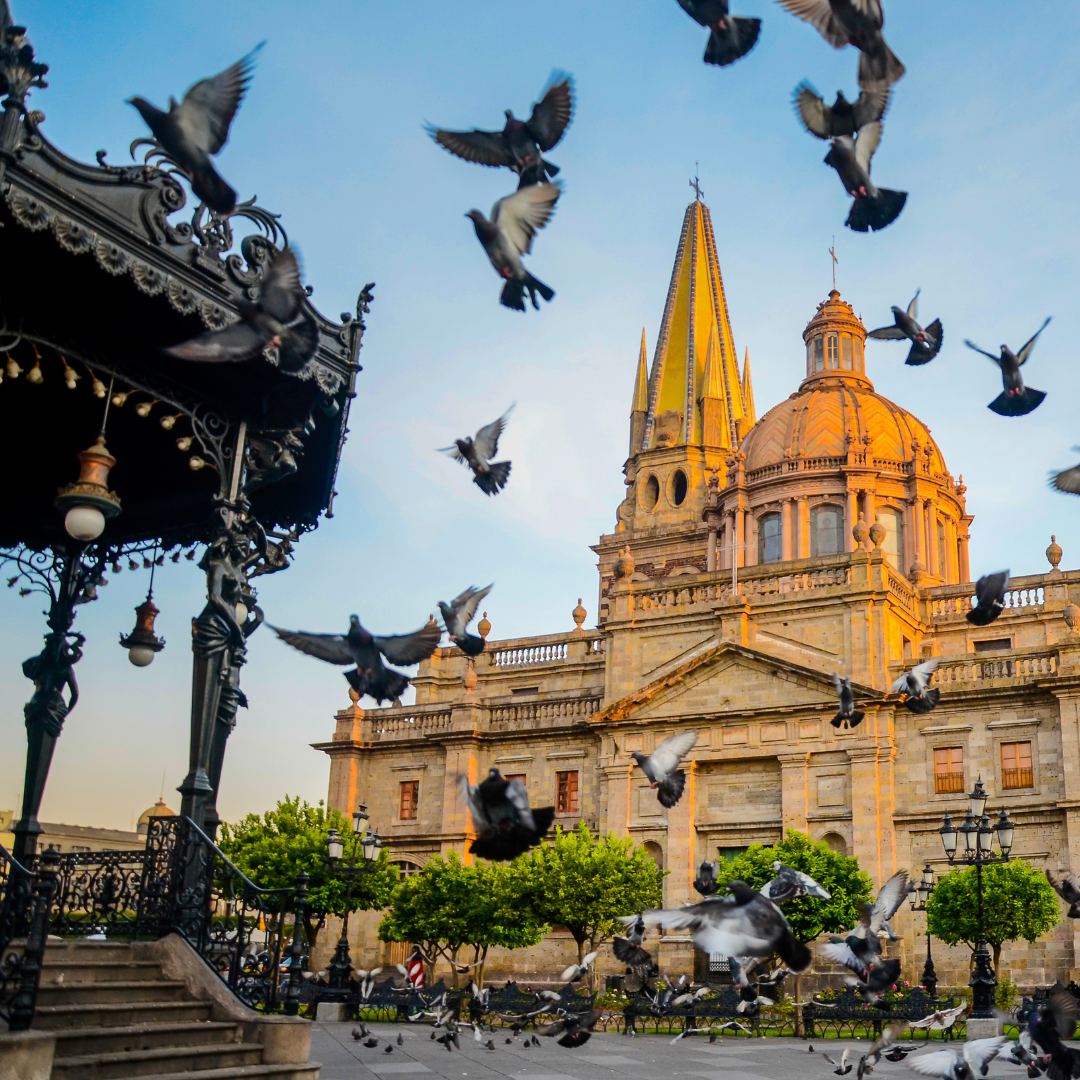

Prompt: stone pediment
[{"left": 588, "top": 642, "right": 878, "bottom": 726}]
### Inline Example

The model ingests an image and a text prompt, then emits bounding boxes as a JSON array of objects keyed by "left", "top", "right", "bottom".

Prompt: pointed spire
[
  {"left": 741, "top": 347, "right": 756, "bottom": 427},
  {"left": 700, "top": 333, "right": 722, "bottom": 400},
  {"left": 698, "top": 331, "right": 730, "bottom": 448},
  {"left": 629, "top": 328, "right": 649, "bottom": 456}
]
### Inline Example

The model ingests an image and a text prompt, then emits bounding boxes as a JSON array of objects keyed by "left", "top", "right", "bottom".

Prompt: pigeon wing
[
  {"left": 867, "top": 325, "right": 906, "bottom": 340},
  {"left": 178, "top": 44, "right": 262, "bottom": 155},
  {"left": 1051, "top": 462, "right": 1080, "bottom": 495},
  {"left": 259, "top": 247, "right": 305, "bottom": 323},
  {"left": 819, "top": 941, "right": 863, "bottom": 973},
  {"left": 450, "top": 584, "right": 493, "bottom": 628},
  {"left": 437, "top": 444, "right": 469, "bottom": 465},
  {"left": 854, "top": 122, "right": 882, "bottom": 174},
  {"left": 793, "top": 81, "right": 832, "bottom": 139},
  {"left": 647, "top": 730, "right": 698, "bottom": 780},
  {"left": 459, "top": 776, "right": 492, "bottom": 832},
  {"left": 974, "top": 571, "right": 1009, "bottom": 608},
  {"left": 1017, "top": 317, "right": 1052, "bottom": 366},
  {"left": 492, "top": 183, "right": 561, "bottom": 256},
  {"left": 374, "top": 620, "right": 442, "bottom": 666},
  {"left": 473, "top": 405, "right": 515, "bottom": 462},
  {"left": 776, "top": 0, "right": 850, "bottom": 47},
  {"left": 908, "top": 1051, "right": 959, "bottom": 1079},
  {"left": 271, "top": 626, "right": 356, "bottom": 665},
  {"left": 832, "top": 673, "right": 844, "bottom": 694},
  {"left": 964, "top": 1038, "right": 1009, "bottom": 1073},
  {"left": 870, "top": 870, "right": 911, "bottom": 931},
  {"left": 504, "top": 777, "right": 537, "bottom": 832},
  {"left": 427, "top": 125, "right": 514, "bottom": 168},
  {"left": 964, "top": 340, "right": 1002, "bottom": 364},
  {"left": 526, "top": 72, "right": 574, "bottom": 151},
  {"left": 906, "top": 290, "right": 920, "bottom": 320},
  {"left": 910, "top": 657, "right": 940, "bottom": 689},
  {"left": 852, "top": 87, "right": 890, "bottom": 129},
  {"left": 165, "top": 321, "right": 264, "bottom": 363},
  {"left": 1048, "top": 988, "right": 1079, "bottom": 1040}
]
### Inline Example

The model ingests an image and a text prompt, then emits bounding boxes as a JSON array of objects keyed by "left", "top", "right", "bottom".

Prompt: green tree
[
  {"left": 926, "top": 858, "right": 1059, "bottom": 974},
  {"left": 514, "top": 823, "right": 665, "bottom": 979},
  {"left": 377, "top": 852, "right": 545, "bottom": 986},
  {"left": 219, "top": 795, "right": 398, "bottom": 952}
]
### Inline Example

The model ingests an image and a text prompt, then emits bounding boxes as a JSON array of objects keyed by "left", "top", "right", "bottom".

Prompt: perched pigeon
[
  {"left": 831, "top": 675, "right": 864, "bottom": 730},
  {"left": 777, "top": 0, "right": 904, "bottom": 89},
  {"left": 128, "top": 44, "right": 262, "bottom": 214},
  {"left": 1051, "top": 454, "right": 1080, "bottom": 497},
  {"left": 363, "top": 1037, "right": 378, "bottom": 1048},
  {"left": 1027, "top": 990, "right": 1080, "bottom": 1080},
  {"left": 461, "top": 768, "right": 555, "bottom": 861},
  {"left": 867, "top": 291, "right": 944, "bottom": 366},
  {"left": 384, "top": 1045, "right": 394, "bottom": 1054},
  {"left": 272, "top": 614, "right": 441, "bottom": 705},
  {"left": 676, "top": 0, "right": 761, "bottom": 67},
  {"left": 793, "top": 81, "right": 889, "bottom": 139},
  {"left": 165, "top": 247, "right": 319, "bottom": 374},
  {"left": 694, "top": 860, "right": 722, "bottom": 896},
  {"left": 439, "top": 585, "right": 493, "bottom": 656},
  {"left": 428, "top": 72, "right": 573, "bottom": 189},
  {"left": 1046, "top": 869, "right": 1080, "bottom": 918},
  {"left": 537, "top": 1008, "right": 603, "bottom": 1048},
  {"left": 908, "top": 1038, "right": 1008, "bottom": 1080},
  {"left": 467, "top": 183, "right": 561, "bottom": 311},
  {"left": 824, "top": 1050, "right": 853, "bottom": 1075},
  {"left": 761, "top": 861, "right": 831, "bottom": 903},
  {"left": 966, "top": 572, "right": 1009, "bottom": 627},
  {"left": 440, "top": 406, "right": 514, "bottom": 496},
  {"left": 561, "top": 951, "right": 599, "bottom": 983},
  {"left": 625, "top": 880, "right": 812, "bottom": 973},
  {"left": 890, "top": 659, "right": 939, "bottom": 714},
  {"left": 824, "top": 122, "right": 906, "bottom": 232},
  {"left": 486, "top": 1039, "right": 496, "bottom": 1052},
  {"left": 965, "top": 318, "right": 1051, "bottom": 417},
  {"left": 629, "top": 730, "right": 697, "bottom": 808}
]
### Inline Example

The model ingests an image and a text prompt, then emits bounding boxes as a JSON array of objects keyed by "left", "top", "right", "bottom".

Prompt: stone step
[
  {"left": 105, "top": 1064, "right": 321, "bottom": 1080},
  {"left": 46, "top": 941, "right": 140, "bottom": 963},
  {"left": 34, "top": 1000, "right": 214, "bottom": 1031},
  {"left": 51, "top": 1021, "right": 242, "bottom": 1058},
  {"left": 52, "top": 1041, "right": 263, "bottom": 1080},
  {"left": 37, "top": 979, "right": 189, "bottom": 1006},
  {"left": 41, "top": 960, "right": 168, "bottom": 984}
]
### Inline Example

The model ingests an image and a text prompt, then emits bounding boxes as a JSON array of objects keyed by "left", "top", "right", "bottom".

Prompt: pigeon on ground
[
  {"left": 128, "top": 44, "right": 262, "bottom": 214},
  {"left": 858, "top": 1026, "right": 901, "bottom": 1079},
  {"left": 761, "top": 861, "right": 831, "bottom": 903},
  {"left": 272, "top": 614, "right": 441, "bottom": 705},
  {"left": 824, "top": 122, "right": 906, "bottom": 232},
  {"left": 824, "top": 1050, "right": 853, "bottom": 1075},
  {"left": 831, "top": 675, "right": 864, "bottom": 730},
  {"left": 624, "top": 881, "right": 812, "bottom": 973},
  {"left": 396, "top": 1033, "right": 404, "bottom": 1046},
  {"left": 461, "top": 768, "right": 555, "bottom": 861},
  {"left": 1028, "top": 986, "right": 1080, "bottom": 1080},
  {"left": 867, "top": 291, "right": 944, "bottom": 366},
  {"left": 505, "top": 1038, "right": 513, "bottom": 1045},
  {"left": 537, "top": 1008, "right": 603, "bottom": 1048},
  {"left": 628, "top": 730, "right": 697, "bottom": 808},
  {"left": 561, "top": 951, "right": 599, "bottom": 983},
  {"left": 908, "top": 1038, "right": 1008, "bottom": 1080},
  {"left": 676, "top": 0, "right": 761, "bottom": 67},
  {"left": 486, "top": 1039, "right": 496, "bottom": 1051},
  {"left": 439, "top": 585, "right": 493, "bottom": 656},
  {"left": 428, "top": 72, "right": 573, "bottom": 189},
  {"left": 440, "top": 406, "right": 514, "bottom": 496},
  {"left": 165, "top": 247, "right": 319, "bottom": 374},
  {"left": 777, "top": 0, "right": 904, "bottom": 89},
  {"left": 966, "top": 572, "right": 1009, "bottom": 627},
  {"left": 363, "top": 1037, "right": 378, "bottom": 1048},
  {"left": 1046, "top": 869, "right": 1080, "bottom": 918},
  {"left": 467, "top": 183, "right": 561, "bottom": 311},
  {"left": 965, "top": 318, "right": 1051, "bottom": 417},
  {"left": 890, "top": 659, "right": 939, "bottom": 715},
  {"left": 793, "top": 81, "right": 889, "bottom": 139},
  {"left": 351, "top": 1026, "right": 367, "bottom": 1041},
  {"left": 384, "top": 1045, "right": 394, "bottom": 1053},
  {"left": 694, "top": 860, "right": 722, "bottom": 896}
]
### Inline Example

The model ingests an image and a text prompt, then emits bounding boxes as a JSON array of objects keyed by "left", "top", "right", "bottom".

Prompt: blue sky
[{"left": 2, "top": 1, "right": 1078, "bottom": 832}]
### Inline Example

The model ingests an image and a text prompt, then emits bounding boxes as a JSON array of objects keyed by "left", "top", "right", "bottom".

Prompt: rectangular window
[
  {"left": 974, "top": 638, "right": 1011, "bottom": 653},
  {"left": 880, "top": 508, "right": 904, "bottom": 570},
  {"left": 556, "top": 770, "right": 579, "bottom": 813},
  {"left": 814, "top": 335, "right": 825, "bottom": 372},
  {"left": 1001, "top": 742, "right": 1033, "bottom": 789},
  {"left": 853, "top": 337, "right": 863, "bottom": 371},
  {"left": 757, "top": 512, "right": 782, "bottom": 564},
  {"left": 399, "top": 780, "right": 419, "bottom": 820},
  {"left": 936, "top": 520, "right": 947, "bottom": 577},
  {"left": 934, "top": 747, "right": 965, "bottom": 794},
  {"left": 827, "top": 334, "right": 839, "bottom": 368},
  {"left": 841, "top": 335, "right": 853, "bottom": 369},
  {"left": 504, "top": 773, "right": 526, "bottom": 786}
]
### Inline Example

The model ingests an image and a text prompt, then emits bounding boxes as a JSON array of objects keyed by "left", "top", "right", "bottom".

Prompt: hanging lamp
[{"left": 120, "top": 543, "right": 166, "bottom": 667}]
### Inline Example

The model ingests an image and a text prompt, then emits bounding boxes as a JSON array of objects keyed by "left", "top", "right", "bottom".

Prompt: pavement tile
[{"left": 368, "top": 1065, "right": 435, "bottom": 1074}]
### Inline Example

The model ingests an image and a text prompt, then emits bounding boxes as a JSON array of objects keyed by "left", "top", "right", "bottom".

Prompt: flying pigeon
[
  {"left": 440, "top": 406, "right": 514, "bottom": 496},
  {"left": 867, "top": 291, "right": 944, "bottom": 366},
  {"left": 908, "top": 1038, "right": 1008, "bottom": 1080},
  {"left": 1051, "top": 453, "right": 1080, "bottom": 496},
  {"left": 824, "top": 122, "right": 906, "bottom": 232},
  {"left": 1046, "top": 869, "right": 1080, "bottom": 918},
  {"left": 966, "top": 571, "right": 1009, "bottom": 627},
  {"left": 629, "top": 730, "right": 697, "bottom": 808},
  {"left": 885, "top": 1046, "right": 922, "bottom": 1063},
  {"left": 908, "top": 1004, "right": 967, "bottom": 1032},
  {"left": 271, "top": 614, "right": 441, "bottom": 705},
  {"left": 624, "top": 880, "right": 812, "bottom": 973},
  {"left": 694, "top": 860, "right": 722, "bottom": 896},
  {"left": 824, "top": 1050, "right": 853, "bottom": 1075},
  {"left": 864, "top": 869, "right": 913, "bottom": 941},
  {"left": 793, "top": 81, "right": 889, "bottom": 139},
  {"left": 467, "top": 183, "right": 561, "bottom": 311},
  {"left": 859, "top": 1027, "right": 901, "bottom": 1080},
  {"left": 676, "top": 0, "right": 761, "bottom": 67},
  {"left": 353, "top": 968, "right": 384, "bottom": 1002},
  {"left": 777, "top": 0, "right": 904, "bottom": 90},
  {"left": 165, "top": 246, "right": 319, "bottom": 374},
  {"left": 728, "top": 956, "right": 773, "bottom": 1013},
  {"left": 1027, "top": 990, "right": 1080, "bottom": 1080},
  {"left": 537, "top": 1007, "right": 604, "bottom": 1048},
  {"left": 428, "top": 72, "right": 573, "bottom": 189},
  {"left": 460, "top": 768, "right": 555, "bottom": 861},
  {"left": 965, "top": 318, "right": 1051, "bottom": 417},
  {"left": 890, "top": 659, "right": 939, "bottom": 714},
  {"left": 831, "top": 675, "right": 864, "bottom": 730},
  {"left": 561, "top": 951, "right": 599, "bottom": 983},
  {"left": 439, "top": 585, "right": 493, "bottom": 656},
  {"left": 613, "top": 920, "right": 657, "bottom": 987},
  {"left": 996, "top": 1036, "right": 1041, "bottom": 1071},
  {"left": 761, "top": 861, "right": 831, "bottom": 904},
  {"left": 128, "top": 43, "right": 262, "bottom": 214}
]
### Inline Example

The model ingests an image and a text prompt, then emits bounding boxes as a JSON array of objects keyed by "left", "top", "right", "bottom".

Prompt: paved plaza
[{"left": 310, "top": 1023, "right": 1027, "bottom": 1080}]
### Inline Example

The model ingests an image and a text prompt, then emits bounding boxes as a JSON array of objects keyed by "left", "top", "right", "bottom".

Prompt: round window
[
  {"left": 642, "top": 475, "right": 660, "bottom": 510},
  {"left": 671, "top": 470, "right": 688, "bottom": 506}
]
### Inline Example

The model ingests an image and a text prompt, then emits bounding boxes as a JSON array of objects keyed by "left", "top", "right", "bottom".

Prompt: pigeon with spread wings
[
  {"left": 460, "top": 768, "right": 555, "bottom": 861},
  {"left": 1051, "top": 453, "right": 1080, "bottom": 497},
  {"left": 676, "top": 0, "right": 761, "bottom": 67},
  {"left": 965, "top": 318, "right": 1051, "bottom": 417},
  {"left": 907, "top": 1038, "right": 1008, "bottom": 1080},
  {"left": 440, "top": 407, "right": 514, "bottom": 496},
  {"left": 831, "top": 675, "right": 864, "bottom": 730},
  {"left": 1027, "top": 988, "right": 1080, "bottom": 1080},
  {"left": 439, "top": 585, "right": 493, "bottom": 657},
  {"left": 867, "top": 291, "right": 943, "bottom": 366},
  {"left": 537, "top": 1008, "right": 603, "bottom": 1048},
  {"left": 891, "top": 659, "right": 939, "bottom": 714},
  {"left": 761, "top": 861, "right": 831, "bottom": 903},
  {"left": 966, "top": 572, "right": 1009, "bottom": 627},
  {"left": 428, "top": 73, "right": 573, "bottom": 189},
  {"left": 1046, "top": 869, "right": 1080, "bottom": 919},
  {"left": 824, "top": 121, "right": 906, "bottom": 233},
  {"left": 271, "top": 615, "right": 440, "bottom": 705},
  {"left": 629, "top": 730, "right": 697, "bottom": 808},
  {"left": 793, "top": 81, "right": 889, "bottom": 139}
]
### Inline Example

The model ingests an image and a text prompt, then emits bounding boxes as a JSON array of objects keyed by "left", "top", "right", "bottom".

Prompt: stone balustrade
[
  {"left": 927, "top": 574, "right": 1052, "bottom": 622},
  {"left": 365, "top": 705, "right": 453, "bottom": 740},
  {"left": 930, "top": 647, "right": 1058, "bottom": 687},
  {"left": 489, "top": 695, "right": 603, "bottom": 726}
]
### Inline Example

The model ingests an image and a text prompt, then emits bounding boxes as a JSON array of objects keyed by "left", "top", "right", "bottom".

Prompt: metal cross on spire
[
  {"left": 689, "top": 163, "right": 704, "bottom": 202},
  {"left": 829, "top": 236, "right": 838, "bottom": 290}
]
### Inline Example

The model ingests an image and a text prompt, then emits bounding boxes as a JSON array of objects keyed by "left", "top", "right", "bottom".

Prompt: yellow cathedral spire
[
  {"left": 741, "top": 346, "right": 756, "bottom": 428},
  {"left": 629, "top": 328, "right": 649, "bottom": 455}
]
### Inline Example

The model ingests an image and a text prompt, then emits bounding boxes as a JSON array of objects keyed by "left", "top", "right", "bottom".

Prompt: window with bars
[
  {"left": 393, "top": 860, "right": 421, "bottom": 878},
  {"left": 934, "top": 747, "right": 965, "bottom": 794},
  {"left": 757, "top": 512, "right": 782, "bottom": 564},
  {"left": 399, "top": 780, "right": 419, "bottom": 820},
  {"left": 827, "top": 334, "right": 839, "bottom": 368},
  {"left": 1001, "top": 741, "right": 1033, "bottom": 789},
  {"left": 556, "top": 770, "right": 579, "bottom": 813}
]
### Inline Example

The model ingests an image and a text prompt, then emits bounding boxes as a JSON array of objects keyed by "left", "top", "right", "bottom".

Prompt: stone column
[
  {"left": 778, "top": 752, "right": 810, "bottom": 835},
  {"left": 797, "top": 497, "right": 810, "bottom": 559},
  {"left": 845, "top": 489, "right": 857, "bottom": 552},
  {"left": 726, "top": 511, "right": 737, "bottom": 574},
  {"left": 926, "top": 501, "right": 938, "bottom": 578},
  {"left": 600, "top": 761, "right": 633, "bottom": 838},
  {"left": 736, "top": 510, "right": 746, "bottom": 569},
  {"left": 783, "top": 499, "right": 795, "bottom": 561},
  {"left": 847, "top": 746, "right": 895, "bottom": 887},
  {"left": 958, "top": 528, "right": 970, "bottom": 582},
  {"left": 665, "top": 758, "right": 696, "bottom": 909},
  {"left": 864, "top": 488, "right": 876, "bottom": 527}
]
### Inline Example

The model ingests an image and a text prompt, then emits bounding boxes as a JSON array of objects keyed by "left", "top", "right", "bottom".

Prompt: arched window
[
  {"left": 853, "top": 336, "right": 864, "bottom": 371},
  {"left": 811, "top": 504, "right": 845, "bottom": 557},
  {"left": 841, "top": 335, "right": 853, "bottom": 370},
  {"left": 757, "top": 512, "right": 782, "bottom": 564},
  {"left": 642, "top": 475, "right": 660, "bottom": 510},
  {"left": 642, "top": 841, "right": 664, "bottom": 871},
  {"left": 936, "top": 519, "right": 947, "bottom": 578},
  {"left": 821, "top": 832, "right": 847, "bottom": 856},
  {"left": 879, "top": 508, "right": 904, "bottom": 570},
  {"left": 671, "top": 469, "right": 688, "bottom": 506},
  {"left": 393, "top": 859, "right": 422, "bottom": 878},
  {"left": 827, "top": 334, "right": 839, "bottom": 368}
]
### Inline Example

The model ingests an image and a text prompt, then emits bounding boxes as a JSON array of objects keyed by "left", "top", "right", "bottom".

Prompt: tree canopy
[{"left": 926, "top": 858, "right": 1059, "bottom": 971}]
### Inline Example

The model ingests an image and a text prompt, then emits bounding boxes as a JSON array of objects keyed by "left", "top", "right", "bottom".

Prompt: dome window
[
  {"left": 811, "top": 504, "right": 845, "bottom": 557},
  {"left": 671, "top": 469, "right": 688, "bottom": 506},
  {"left": 757, "top": 512, "right": 782, "bottom": 564},
  {"left": 853, "top": 336, "right": 864, "bottom": 372},
  {"left": 841, "top": 335, "right": 853, "bottom": 370},
  {"left": 827, "top": 334, "right": 839, "bottom": 368},
  {"left": 642, "top": 474, "right": 660, "bottom": 511},
  {"left": 879, "top": 508, "right": 905, "bottom": 570},
  {"left": 814, "top": 335, "right": 825, "bottom": 372}
]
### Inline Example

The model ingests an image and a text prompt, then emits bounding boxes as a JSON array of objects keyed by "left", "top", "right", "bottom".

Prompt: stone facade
[{"left": 316, "top": 198, "right": 1080, "bottom": 992}]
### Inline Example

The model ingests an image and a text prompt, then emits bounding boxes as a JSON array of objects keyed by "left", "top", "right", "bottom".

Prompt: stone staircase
[{"left": 34, "top": 940, "right": 319, "bottom": 1080}]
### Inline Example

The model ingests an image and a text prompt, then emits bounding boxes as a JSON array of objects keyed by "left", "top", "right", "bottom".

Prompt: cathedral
[{"left": 317, "top": 195, "right": 1080, "bottom": 990}]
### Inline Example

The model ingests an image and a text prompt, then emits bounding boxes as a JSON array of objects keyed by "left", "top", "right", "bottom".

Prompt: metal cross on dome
[
  {"left": 689, "top": 164, "right": 704, "bottom": 202},
  {"left": 829, "top": 236, "right": 838, "bottom": 290}
]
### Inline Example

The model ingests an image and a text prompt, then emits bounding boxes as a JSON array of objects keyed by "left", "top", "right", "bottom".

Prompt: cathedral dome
[{"left": 137, "top": 796, "right": 175, "bottom": 834}]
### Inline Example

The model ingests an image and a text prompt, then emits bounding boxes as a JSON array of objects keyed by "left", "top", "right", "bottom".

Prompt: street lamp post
[
  {"left": 908, "top": 862, "right": 938, "bottom": 998},
  {"left": 937, "top": 778, "right": 1015, "bottom": 1019}
]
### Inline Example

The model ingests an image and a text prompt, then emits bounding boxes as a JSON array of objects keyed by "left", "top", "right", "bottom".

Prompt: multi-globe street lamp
[{"left": 908, "top": 862, "right": 938, "bottom": 997}]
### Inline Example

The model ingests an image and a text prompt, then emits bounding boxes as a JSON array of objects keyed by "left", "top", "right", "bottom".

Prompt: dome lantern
[{"left": 801, "top": 289, "right": 871, "bottom": 388}]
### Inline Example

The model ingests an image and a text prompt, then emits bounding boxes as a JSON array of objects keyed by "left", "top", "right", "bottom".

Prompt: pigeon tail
[
  {"left": 189, "top": 164, "right": 238, "bottom": 216},
  {"left": 905, "top": 320, "right": 943, "bottom": 366},
  {"left": 902, "top": 687, "right": 940, "bottom": 715},
  {"left": 345, "top": 666, "right": 412, "bottom": 705},
  {"left": 988, "top": 386, "right": 1046, "bottom": 417},
  {"left": 858, "top": 43, "right": 905, "bottom": 90},
  {"left": 966, "top": 604, "right": 1003, "bottom": 628},
  {"left": 846, "top": 188, "right": 907, "bottom": 233},
  {"left": 775, "top": 931, "right": 812, "bottom": 975},
  {"left": 703, "top": 17, "right": 761, "bottom": 66},
  {"left": 473, "top": 460, "right": 511, "bottom": 496},
  {"left": 455, "top": 633, "right": 486, "bottom": 657},
  {"left": 830, "top": 709, "right": 865, "bottom": 730},
  {"left": 469, "top": 806, "right": 555, "bottom": 861},
  {"left": 655, "top": 769, "right": 686, "bottom": 808}
]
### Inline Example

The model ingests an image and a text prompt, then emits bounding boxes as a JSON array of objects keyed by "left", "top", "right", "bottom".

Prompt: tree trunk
[
  {"left": 449, "top": 945, "right": 460, "bottom": 989},
  {"left": 992, "top": 943, "right": 1001, "bottom": 977},
  {"left": 477, "top": 945, "right": 488, "bottom": 990}
]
